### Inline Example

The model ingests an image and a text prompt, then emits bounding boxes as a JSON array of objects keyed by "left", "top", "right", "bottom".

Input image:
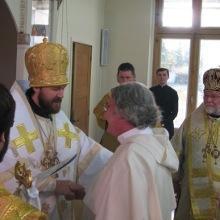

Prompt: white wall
[
  {"left": 56, "top": 0, "right": 155, "bottom": 142},
  {"left": 6, "top": 0, "right": 155, "bottom": 142},
  {"left": 5, "top": 0, "right": 32, "bottom": 82},
  {"left": 5, "top": 0, "right": 20, "bottom": 30},
  {"left": 56, "top": 0, "right": 106, "bottom": 141},
  {"left": 102, "top": 0, "right": 155, "bottom": 93},
  {"left": 5, "top": 0, "right": 32, "bottom": 33}
]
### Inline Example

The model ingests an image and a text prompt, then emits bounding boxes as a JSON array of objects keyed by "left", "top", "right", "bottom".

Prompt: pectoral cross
[
  {"left": 41, "top": 147, "right": 60, "bottom": 170},
  {"left": 12, "top": 124, "right": 38, "bottom": 153}
]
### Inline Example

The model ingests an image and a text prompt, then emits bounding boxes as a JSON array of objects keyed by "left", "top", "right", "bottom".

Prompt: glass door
[{"left": 160, "top": 38, "right": 191, "bottom": 127}]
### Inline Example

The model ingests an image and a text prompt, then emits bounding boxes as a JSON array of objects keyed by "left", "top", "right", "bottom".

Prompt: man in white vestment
[
  {"left": 84, "top": 82, "right": 179, "bottom": 220},
  {"left": 172, "top": 68, "right": 220, "bottom": 220},
  {"left": 0, "top": 39, "right": 112, "bottom": 219},
  {"left": 93, "top": 62, "right": 136, "bottom": 152}
]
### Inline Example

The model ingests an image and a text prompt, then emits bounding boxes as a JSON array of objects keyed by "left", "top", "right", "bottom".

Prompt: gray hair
[{"left": 111, "top": 82, "right": 161, "bottom": 128}]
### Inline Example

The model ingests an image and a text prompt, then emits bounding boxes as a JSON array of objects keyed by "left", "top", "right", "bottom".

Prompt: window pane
[
  {"left": 163, "top": 0, "right": 192, "bottom": 27},
  {"left": 201, "top": 0, "right": 220, "bottom": 27},
  {"left": 31, "top": 0, "right": 50, "bottom": 46},
  {"left": 32, "top": 10, "right": 49, "bottom": 25},
  {"left": 30, "top": 36, "right": 46, "bottom": 45},
  {"left": 161, "top": 39, "right": 191, "bottom": 128},
  {"left": 197, "top": 40, "right": 220, "bottom": 106}
]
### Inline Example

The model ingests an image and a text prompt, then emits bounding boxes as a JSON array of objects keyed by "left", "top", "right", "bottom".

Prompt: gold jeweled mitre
[
  {"left": 25, "top": 38, "right": 69, "bottom": 87},
  {"left": 203, "top": 68, "right": 220, "bottom": 91}
]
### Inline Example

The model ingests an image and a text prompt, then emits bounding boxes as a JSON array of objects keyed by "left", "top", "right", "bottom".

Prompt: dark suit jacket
[{"left": 150, "top": 84, "right": 178, "bottom": 139}]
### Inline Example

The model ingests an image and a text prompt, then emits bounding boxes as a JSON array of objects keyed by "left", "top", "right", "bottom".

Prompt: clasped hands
[{"left": 55, "top": 180, "right": 85, "bottom": 200}]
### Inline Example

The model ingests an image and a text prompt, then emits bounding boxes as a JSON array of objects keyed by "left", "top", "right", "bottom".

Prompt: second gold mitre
[
  {"left": 203, "top": 68, "right": 220, "bottom": 91},
  {"left": 25, "top": 38, "right": 69, "bottom": 87}
]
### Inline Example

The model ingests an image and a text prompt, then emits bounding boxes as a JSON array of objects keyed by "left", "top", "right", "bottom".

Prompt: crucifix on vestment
[
  {"left": 12, "top": 124, "right": 38, "bottom": 153},
  {"left": 57, "top": 123, "right": 79, "bottom": 148}
]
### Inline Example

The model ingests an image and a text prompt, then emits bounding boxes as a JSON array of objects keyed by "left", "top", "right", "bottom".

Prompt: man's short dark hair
[
  {"left": 117, "top": 62, "right": 135, "bottom": 77},
  {"left": 156, "top": 68, "right": 169, "bottom": 76},
  {"left": 0, "top": 84, "right": 15, "bottom": 134},
  {"left": 0, "top": 84, "right": 15, "bottom": 162},
  {"left": 26, "top": 87, "right": 35, "bottom": 96}
]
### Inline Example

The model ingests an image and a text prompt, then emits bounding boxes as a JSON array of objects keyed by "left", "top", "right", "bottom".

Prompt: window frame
[{"left": 153, "top": 0, "right": 220, "bottom": 116}]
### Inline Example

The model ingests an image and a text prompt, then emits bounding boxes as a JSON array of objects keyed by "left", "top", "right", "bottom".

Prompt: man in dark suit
[{"left": 150, "top": 68, "right": 178, "bottom": 139}]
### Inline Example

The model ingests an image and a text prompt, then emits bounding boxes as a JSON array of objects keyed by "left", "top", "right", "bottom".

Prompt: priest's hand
[
  {"left": 55, "top": 180, "right": 85, "bottom": 200},
  {"left": 65, "top": 182, "right": 86, "bottom": 200}
]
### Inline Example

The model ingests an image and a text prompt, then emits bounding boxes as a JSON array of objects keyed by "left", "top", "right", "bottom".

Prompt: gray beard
[{"left": 205, "top": 106, "right": 220, "bottom": 117}]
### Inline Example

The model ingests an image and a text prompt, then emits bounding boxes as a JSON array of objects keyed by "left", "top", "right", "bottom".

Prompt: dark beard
[
  {"left": 38, "top": 94, "right": 62, "bottom": 114},
  {"left": 0, "top": 130, "right": 9, "bottom": 162}
]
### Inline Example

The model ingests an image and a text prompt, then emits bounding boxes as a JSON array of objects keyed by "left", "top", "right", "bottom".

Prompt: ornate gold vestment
[
  {"left": 173, "top": 104, "right": 220, "bottom": 220},
  {"left": 188, "top": 114, "right": 220, "bottom": 219},
  {"left": 0, "top": 185, "right": 47, "bottom": 220}
]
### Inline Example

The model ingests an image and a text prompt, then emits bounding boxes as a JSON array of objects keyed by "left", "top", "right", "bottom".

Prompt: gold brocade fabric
[
  {"left": 186, "top": 109, "right": 220, "bottom": 219},
  {"left": 203, "top": 68, "right": 220, "bottom": 91},
  {"left": 25, "top": 39, "right": 69, "bottom": 87},
  {"left": 0, "top": 185, "right": 47, "bottom": 220}
]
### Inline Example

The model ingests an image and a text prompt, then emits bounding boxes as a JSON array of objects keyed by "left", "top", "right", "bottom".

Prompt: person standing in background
[
  {"left": 93, "top": 62, "right": 136, "bottom": 152},
  {"left": 150, "top": 67, "right": 178, "bottom": 139}
]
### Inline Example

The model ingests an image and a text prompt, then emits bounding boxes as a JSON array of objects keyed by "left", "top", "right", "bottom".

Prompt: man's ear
[
  {"left": 32, "top": 88, "right": 41, "bottom": 105},
  {"left": 33, "top": 87, "right": 40, "bottom": 94},
  {"left": 0, "top": 132, "right": 5, "bottom": 143}
]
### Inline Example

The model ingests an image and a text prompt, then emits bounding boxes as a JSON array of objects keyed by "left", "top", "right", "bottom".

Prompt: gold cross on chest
[
  {"left": 58, "top": 123, "right": 79, "bottom": 148},
  {"left": 12, "top": 124, "right": 39, "bottom": 153}
]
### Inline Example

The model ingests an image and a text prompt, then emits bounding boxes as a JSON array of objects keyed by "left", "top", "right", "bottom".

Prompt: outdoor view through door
[{"left": 154, "top": 0, "right": 220, "bottom": 128}]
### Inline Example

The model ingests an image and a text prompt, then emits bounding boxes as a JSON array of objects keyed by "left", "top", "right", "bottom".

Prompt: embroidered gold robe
[
  {"left": 0, "top": 184, "right": 47, "bottom": 220},
  {"left": 172, "top": 104, "right": 220, "bottom": 220}
]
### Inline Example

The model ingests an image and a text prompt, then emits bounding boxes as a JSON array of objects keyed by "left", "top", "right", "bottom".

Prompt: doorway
[{"left": 71, "top": 42, "right": 92, "bottom": 135}]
